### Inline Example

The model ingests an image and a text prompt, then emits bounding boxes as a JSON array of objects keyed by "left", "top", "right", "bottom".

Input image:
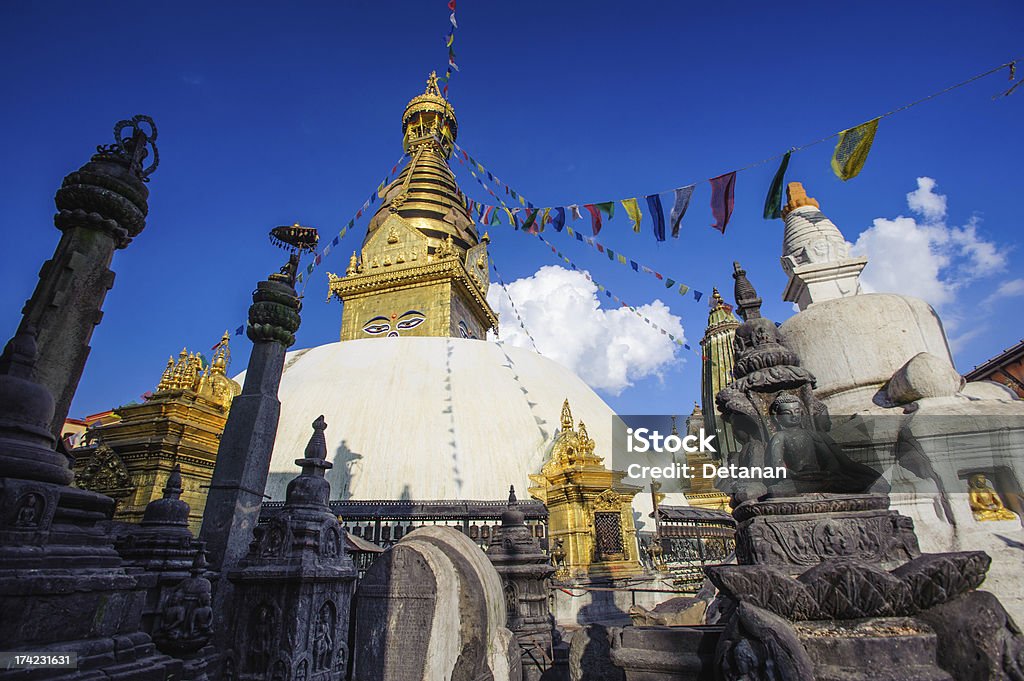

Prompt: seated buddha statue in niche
[
  {"left": 968, "top": 474, "right": 1018, "bottom": 521},
  {"left": 766, "top": 393, "right": 883, "bottom": 495}
]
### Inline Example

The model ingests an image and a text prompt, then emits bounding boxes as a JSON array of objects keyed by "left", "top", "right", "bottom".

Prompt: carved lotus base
[{"left": 734, "top": 493, "right": 920, "bottom": 570}]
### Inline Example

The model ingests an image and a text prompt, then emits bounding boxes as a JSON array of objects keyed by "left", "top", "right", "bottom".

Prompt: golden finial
[
  {"left": 482, "top": 231, "right": 490, "bottom": 244},
  {"left": 670, "top": 415, "right": 679, "bottom": 436},
  {"left": 209, "top": 331, "right": 231, "bottom": 375},
  {"left": 346, "top": 251, "right": 359, "bottom": 276},
  {"left": 560, "top": 399, "right": 574, "bottom": 432},
  {"left": 425, "top": 71, "right": 441, "bottom": 97},
  {"left": 157, "top": 356, "right": 175, "bottom": 392},
  {"left": 782, "top": 181, "right": 820, "bottom": 218}
]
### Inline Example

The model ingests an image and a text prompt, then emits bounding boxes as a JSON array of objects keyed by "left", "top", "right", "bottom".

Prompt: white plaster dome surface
[{"left": 239, "top": 337, "right": 619, "bottom": 503}]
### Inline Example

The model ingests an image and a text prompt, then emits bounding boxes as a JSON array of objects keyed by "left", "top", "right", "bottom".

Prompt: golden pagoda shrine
[
  {"left": 700, "top": 288, "right": 740, "bottom": 460},
  {"left": 529, "top": 399, "right": 642, "bottom": 579},
  {"left": 680, "top": 405, "right": 730, "bottom": 512},
  {"left": 72, "top": 332, "right": 240, "bottom": 531},
  {"left": 327, "top": 72, "right": 497, "bottom": 341}
]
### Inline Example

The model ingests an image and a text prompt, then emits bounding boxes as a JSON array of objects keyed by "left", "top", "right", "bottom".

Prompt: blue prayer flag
[
  {"left": 669, "top": 185, "right": 695, "bottom": 238},
  {"left": 646, "top": 194, "right": 667, "bottom": 242}
]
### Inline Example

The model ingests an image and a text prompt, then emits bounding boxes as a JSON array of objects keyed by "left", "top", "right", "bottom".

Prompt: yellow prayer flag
[
  {"left": 831, "top": 118, "right": 880, "bottom": 181},
  {"left": 617, "top": 254, "right": 627, "bottom": 265},
  {"left": 621, "top": 198, "right": 643, "bottom": 233},
  {"left": 518, "top": 195, "right": 526, "bottom": 206}
]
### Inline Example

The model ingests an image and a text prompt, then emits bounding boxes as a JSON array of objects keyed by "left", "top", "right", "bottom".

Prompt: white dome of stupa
[{"left": 241, "top": 337, "right": 623, "bottom": 505}]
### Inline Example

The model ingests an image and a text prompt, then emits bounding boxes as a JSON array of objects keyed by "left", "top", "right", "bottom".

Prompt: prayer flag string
[
  {"left": 449, "top": 56, "right": 1018, "bottom": 233},
  {"left": 295, "top": 152, "right": 409, "bottom": 290},
  {"left": 451, "top": 152, "right": 728, "bottom": 308},
  {"left": 490, "top": 256, "right": 540, "bottom": 353}
]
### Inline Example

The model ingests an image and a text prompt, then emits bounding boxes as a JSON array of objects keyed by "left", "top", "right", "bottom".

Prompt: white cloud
[
  {"left": 906, "top": 177, "right": 946, "bottom": 222},
  {"left": 983, "top": 278, "right": 1024, "bottom": 308},
  {"left": 486, "top": 265, "right": 685, "bottom": 395},
  {"left": 851, "top": 177, "right": 1005, "bottom": 313}
]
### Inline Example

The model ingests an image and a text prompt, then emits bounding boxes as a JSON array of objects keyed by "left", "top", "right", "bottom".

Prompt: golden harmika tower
[
  {"left": 328, "top": 72, "right": 497, "bottom": 341},
  {"left": 529, "top": 400, "right": 642, "bottom": 579},
  {"left": 72, "top": 333, "right": 241, "bottom": 532}
]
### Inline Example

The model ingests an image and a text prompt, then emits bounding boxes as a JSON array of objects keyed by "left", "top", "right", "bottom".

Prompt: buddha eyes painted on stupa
[
  {"left": 362, "top": 310, "right": 426, "bottom": 337},
  {"left": 458, "top": 320, "right": 477, "bottom": 339}
]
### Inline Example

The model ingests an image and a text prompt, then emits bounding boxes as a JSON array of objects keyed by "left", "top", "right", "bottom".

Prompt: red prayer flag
[
  {"left": 448, "top": 0, "right": 456, "bottom": 10},
  {"left": 709, "top": 171, "right": 737, "bottom": 233},
  {"left": 583, "top": 204, "right": 603, "bottom": 236}
]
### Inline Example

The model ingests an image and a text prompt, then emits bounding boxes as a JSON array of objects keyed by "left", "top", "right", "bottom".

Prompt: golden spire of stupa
[{"left": 362, "top": 72, "right": 478, "bottom": 256}]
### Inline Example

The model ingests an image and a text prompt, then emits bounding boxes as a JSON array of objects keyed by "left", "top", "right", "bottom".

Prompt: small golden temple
[
  {"left": 530, "top": 399, "right": 643, "bottom": 578},
  {"left": 72, "top": 333, "right": 240, "bottom": 531}
]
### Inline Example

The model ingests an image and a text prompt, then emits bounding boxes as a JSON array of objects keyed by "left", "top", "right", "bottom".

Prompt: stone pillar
[
  {"left": 199, "top": 254, "right": 301, "bottom": 576},
  {"left": 487, "top": 486, "right": 556, "bottom": 681},
  {"left": 17, "top": 116, "right": 159, "bottom": 437},
  {"left": 224, "top": 416, "right": 356, "bottom": 681}
]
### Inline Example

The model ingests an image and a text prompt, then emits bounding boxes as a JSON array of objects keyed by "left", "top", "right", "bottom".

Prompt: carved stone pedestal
[{"left": 733, "top": 493, "right": 920, "bottom": 571}]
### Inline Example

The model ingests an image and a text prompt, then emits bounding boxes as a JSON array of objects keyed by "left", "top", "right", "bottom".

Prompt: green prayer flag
[
  {"left": 831, "top": 118, "right": 879, "bottom": 181},
  {"left": 596, "top": 201, "right": 615, "bottom": 220},
  {"left": 763, "top": 151, "right": 791, "bottom": 220}
]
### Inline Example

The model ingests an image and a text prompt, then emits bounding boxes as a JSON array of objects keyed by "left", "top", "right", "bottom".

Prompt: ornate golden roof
[{"left": 364, "top": 72, "right": 478, "bottom": 256}]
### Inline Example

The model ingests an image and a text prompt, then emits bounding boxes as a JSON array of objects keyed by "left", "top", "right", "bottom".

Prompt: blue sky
[{"left": 1, "top": 1, "right": 1021, "bottom": 421}]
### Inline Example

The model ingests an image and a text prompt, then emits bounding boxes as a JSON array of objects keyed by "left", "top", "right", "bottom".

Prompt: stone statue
[
  {"left": 766, "top": 393, "right": 883, "bottom": 495},
  {"left": 968, "top": 474, "right": 1017, "bottom": 521}
]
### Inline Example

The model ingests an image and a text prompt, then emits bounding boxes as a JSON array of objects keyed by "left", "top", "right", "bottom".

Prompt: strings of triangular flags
[
  {"left": 489, "top": 256, "right": 539, "bottom": 353},
  {"left": 450, "top": 154, "right": 704, "bottom": 355},
  {"left": 446, "top": 58, "right": 1017, "bottom": 237},
  {"left": 225, "top": 153, "right": 409, "bottom": 338},
  {"left": 452, "top": 150, "right": 725, "bottom": 307},
  {"left": 295, "top": 152, "right": 409, "bottom": 287},
  {"left": 531, "top": 231, "right": 701, "bottom": 357},
  {"left": 436, "top": 0, "right": 458, "bottom": 97}
]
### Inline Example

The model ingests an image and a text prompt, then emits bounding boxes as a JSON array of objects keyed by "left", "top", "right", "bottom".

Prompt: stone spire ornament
[
  {"left": 223, "top": 416, "right": 356, "bottom": 681},
  {"left": 780, "top": 181, "right": 867, "bottom": 311},
  {"left": 487, "top": 484, "right": 555, "bottom": 681},
  {"left": 18, "top": 115, "right": 159, "bottom": 437}
]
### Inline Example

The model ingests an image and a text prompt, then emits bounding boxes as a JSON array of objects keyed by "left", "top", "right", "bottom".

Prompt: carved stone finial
[
  {"left": 0, "top": 325, "right": 41, "bottom": 380},
  {"left": 141, "top": 464, "right": 190, "bottom": 528},
  {"left": 163, "top": 464, "right": 183, "bottom": 500},
  {"left": 285, "top": 416, "right": 333, "bottom": 508},
  {"left": 732, "top": 262, "right": 763, "bottom": 321},
  {"left": 303, "top": 415, "right": 329, "bottom": 463},
  {"left": 0, "top": 326, "right": 62, "bottom": 476},
  {"left": 248, "top": 254, "right": 302, "bottom": 348},
  {"left": 508, "top": 485, "right": 517, "bottom": 505},
  {"left": 782, "top": 181, "right": 820, "bottom": 219}
]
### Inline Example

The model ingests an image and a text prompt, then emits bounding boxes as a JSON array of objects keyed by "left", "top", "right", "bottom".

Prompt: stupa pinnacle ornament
[
  {"left": 327, "top": 73, "right": 496, "bottom": 341},
  {"left": 780, "top": 182, "right": 866, "bottom": 311}
]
